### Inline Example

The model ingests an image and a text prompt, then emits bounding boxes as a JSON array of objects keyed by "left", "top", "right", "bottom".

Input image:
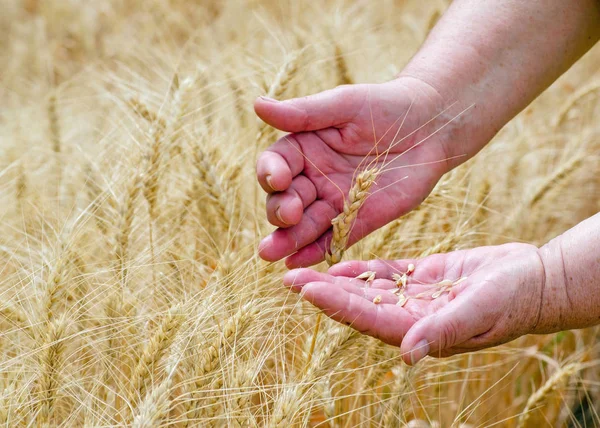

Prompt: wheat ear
[
  {"left": 129, "top": 305, "right": 183, "bottom": 403},
  {"left": 183, "top": 304, "right": 257, "bottom": 426},
  {"left": 553, "top": 83, "right": 600, "bottom": 127},
  {"left": 133, "top": 326, "right": 182, "bottom": 428},
  {"left": 142, "top": 124, "right": 164, "bottom": 221},
  {"left": 256, "top": 51, "right": 300, "bottom": 148},
  {"left": 327, "top": 167, "right": 379, "bottom": 266},
  {"left": 270, "top": 329, "right": 361, "bottom": 427},
  {"left": 529, "top": 154, "right": 583, "bottom": 208},
  {"left": 85, "top": 164, "right": 117, "bottom": 235},
  {"left": 44, "top": 250, "right": 67, "bottom": 323},
  {"left": 517, "top": 362, "right": 581, "bottom": 428},
  {"left": 190, "top": 142, "right": 232, "bottom": 231},
  {"left": 35, "top": 314, "right": 68, "bottom": 426},
  {"left": 334, "top": 42, "right": 353, "bottom": 86},
  {"left": 381, "top": 366, "right": 411, "bottom": 426},
  {"left": 48, "top": 93, "right": 61, "bottom": 154},
  {"left": 228, "top": 366, "right": 256, "bottom": 428},
  {"left": 132, "top": 374, "right": 174, "bottom": 428},
  {"left": 129, "top": 98, "right": 166, "bottom": 130},
  {"left": 170, "top": 75, "right": 195, "bottom": 155},
  {"left": 48, "top": 93, "right": 62, "bottom": 192},
  {"left": 114, "top": 173, "right": 142, "bottom": 287}
]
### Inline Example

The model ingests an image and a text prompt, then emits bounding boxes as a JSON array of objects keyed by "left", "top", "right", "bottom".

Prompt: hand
[
  {"left": 255, "top": 78, "right": 459, "bottom": 268},
  {"left": 283, "top": 243, "right": 546, "bottom": 364}
]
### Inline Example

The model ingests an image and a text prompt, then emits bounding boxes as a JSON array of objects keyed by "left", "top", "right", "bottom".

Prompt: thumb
[
  {"left": 254, "top": 85, "right": 366, "bottom": 133},
  {"left": 400, "top": 285, "right": 494, "bottom": 365}
]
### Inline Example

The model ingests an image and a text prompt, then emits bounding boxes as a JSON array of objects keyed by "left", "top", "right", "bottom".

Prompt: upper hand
[
  {"left": 255, "top": 78, "right": 454, "bottom": 268},
  {"left": 283, "top": 243, "right": 546, "bottom": 364}
]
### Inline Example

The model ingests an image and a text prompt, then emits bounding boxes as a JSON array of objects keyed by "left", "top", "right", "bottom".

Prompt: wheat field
[{"left": 1, "top": 0, "right": 600, "bottom": 426}]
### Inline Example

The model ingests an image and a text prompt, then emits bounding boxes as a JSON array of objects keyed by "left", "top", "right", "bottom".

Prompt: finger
[
  {"left": 399, "top": 279, "right": 495, "bottom": 365},
  {"left": 327, "top": 259, "right": 418, "bottom": 280},
  {"left": 283, "top": 268, "right": 397, "bottom": 296},
  {"left": 256, "top": 135, "right": 305, "bottom": 193},
  {"left": 266, "top": 175, "right": 317, "bottom": 227},
  {"left": 285, "top": 231, "right": 330, "bottom": 268},
  {"left": 258, "top": 200, "right": 337, "bottom": 262},
  {"left": 283, "top": 268, "right": 334, "bottom": 292},
  {"left": 300, "top": 282, "right": 415, "bottom": 346},
  {"left": 254, "top": 85, "right": 366, "bottom": 133}
]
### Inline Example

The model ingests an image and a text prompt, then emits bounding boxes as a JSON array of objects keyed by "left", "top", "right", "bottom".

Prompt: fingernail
[
  {"left": 275, "top": 206, "right": 289, "bottom": 225},
  {"left": 265, "top": 174, "right": 275, "bottom": 191},
  {"left": 409, "top": 339, "right": 430, "bottom": 365},
  {"left": 283, "top": 270, "right": 304, "bottom": 292},
  {"left": 258, "top": 235, "right": 273, "bottom": 252},
  {"left": 260, "top": 96, "right": 278, "bottom": 103}
]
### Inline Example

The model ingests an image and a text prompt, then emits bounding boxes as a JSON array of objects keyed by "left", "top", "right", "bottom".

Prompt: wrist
[
  {"left": 530, "top": 240, "right": 569, "bottom": 334},
  {"left": 391, "top": 71, "right": 493, "bottom": 173}
]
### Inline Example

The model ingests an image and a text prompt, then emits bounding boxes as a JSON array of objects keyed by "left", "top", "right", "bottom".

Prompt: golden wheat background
[{"left": 1, "top": 0, "right": 600, "bottom": 426}]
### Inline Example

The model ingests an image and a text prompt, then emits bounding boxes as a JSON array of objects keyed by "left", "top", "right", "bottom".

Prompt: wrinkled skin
[
  {"left": 255, "top": 78, "right": 459, "bottom": 268},
  {"left": 283, "top": 243, "right": 545, "bottom": 365}
]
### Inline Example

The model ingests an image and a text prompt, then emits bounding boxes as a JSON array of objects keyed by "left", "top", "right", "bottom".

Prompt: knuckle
[{"left": 437, "top": 316, "right": 459, "bottom": 351}]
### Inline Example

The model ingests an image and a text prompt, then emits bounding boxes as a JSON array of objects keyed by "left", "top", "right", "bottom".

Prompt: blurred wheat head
[{"left": 0, "top": 0, "right": 600, "bottom": 426}]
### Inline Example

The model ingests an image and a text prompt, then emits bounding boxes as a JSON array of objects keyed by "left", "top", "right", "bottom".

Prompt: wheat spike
[
  {"left": 183, "top": 304, "right": 257, "bottom": 426},
  {"left": 143, "top": 125, "right": 164, "bottom": 221},
  {"left": 334, "top": 42, "right": 353, "bottom": 86},
  {"left": 48, "top": 93, "right": 61, "bottom": 155},
  {"left": 129, "top": 98, "right": 166, "bottom": 129},
  {"left": 529, "top": 155, "right": 583, "bottom": 207},
  {"left": 327, "top": 168, "right": 379, "bottom": 266},
  {"left": 35, "top": 314, "right": 68, "bottom": 427},
  {"left": 114, "top": 173, "right": 142, "bottom": 285},
  {"left": 170, "top": 75, "right": 195, "bottom": 154},
  {"left": 517, "top": 363, "right": 581, "bottom": 428},
  {"left": 381, "top": 366, "right": 411, "bottom": 426},
  {"left": 270, "top": 329, "right": 360, "bottom": 427},
  {"left": 553, "top": 83, "right": 600, "bottom": 127},
  {"left": 256, "top": 51, "right": 300, "bottom": 148},
  {"left": 132, "top": 375, "right": 173, "bottom": 428},
  {"left": 129, "top": 305, "right": 183, "bottom": 403}
]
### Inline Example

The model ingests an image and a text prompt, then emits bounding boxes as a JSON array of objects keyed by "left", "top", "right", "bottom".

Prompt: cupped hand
[
  {"left": 255, "top": 78, "right": 457, "bottom": 268},
  {"left": 283, "top": 243, "right": 546, "bottom": 364}
]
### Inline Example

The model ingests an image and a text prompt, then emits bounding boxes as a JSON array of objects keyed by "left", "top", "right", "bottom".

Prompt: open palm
[
  {"left": 283, "top": 243, "right": 545, "bottom": 364},
  {"left": 255, "top": 78, "right": 455, "bottom": 268}
]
